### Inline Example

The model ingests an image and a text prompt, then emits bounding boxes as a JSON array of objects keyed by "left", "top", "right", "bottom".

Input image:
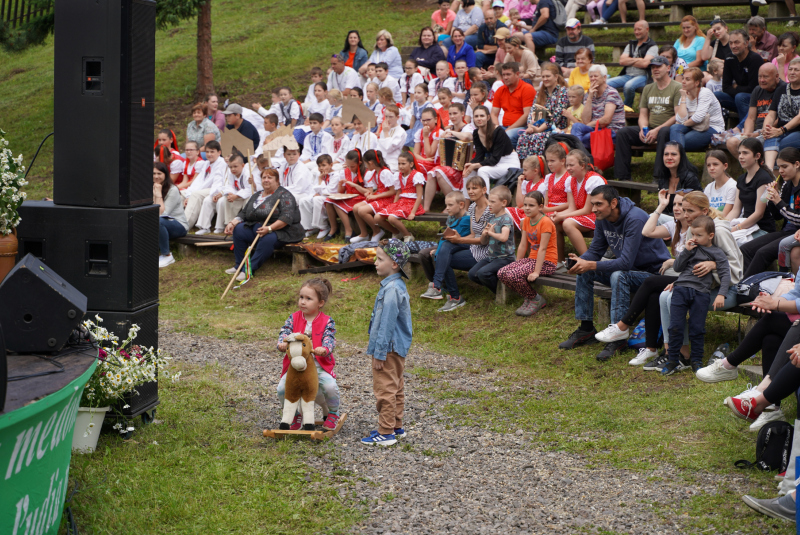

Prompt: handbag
[{"left": 590, "top": 122, "right": 614, "bottom": 171}]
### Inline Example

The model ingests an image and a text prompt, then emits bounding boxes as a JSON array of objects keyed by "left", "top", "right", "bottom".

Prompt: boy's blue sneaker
[
  {"left": 394, "top": 428, "right": 406, "bottom": 439},
  {"left": 361, "top": 430, "right": 397, "bottom": 446},
  {"left": 661, "top": 361, "right": 681, "bottom": 376}
]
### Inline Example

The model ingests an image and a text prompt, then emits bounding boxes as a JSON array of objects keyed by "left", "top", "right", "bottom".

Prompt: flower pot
[
  {"left": 0, "top": 229, "right": 17, "bottom": 283},
  {"left": 72, "top": 406, "right": 110, "bottom": 453}
]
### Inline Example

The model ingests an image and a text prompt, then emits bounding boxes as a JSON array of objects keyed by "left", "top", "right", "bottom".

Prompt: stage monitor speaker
[
  {"left": 16, "top": 201, "right": 159, "bottom": 311},
  {"left": 85, "top": 303, "right": 159, "bottom": 351},
  {"left": 0, "top": 254, "right": 88, "bottom": 354},
  {"left": 0, "top": 324, "right": 6, "bottom": 412},
  {"left": 53, "top": 0, "right": 156, "bottom": 208}
]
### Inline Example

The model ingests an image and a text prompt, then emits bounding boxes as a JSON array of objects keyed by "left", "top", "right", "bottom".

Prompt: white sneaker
[
  {"left": 751, "top": 0, "right": 767, "bottom": 5},
  {"left": 696, "top": 359, "right": 738, "bottom": 383},
  {"left": 372, "top": 230, "right": 385, "bottom": 242},
  {"left": 350, "top": 235, "right": 368, "bottom": 243},
  {"left": 590, "top": 18, "right": 604, "bottom": 25},
  {"left": 195, "top": 228, "right": 211, "bottom": 236},
  {"left": 629, "top": 347, "right": 658, "bottom": 366},
  {"left": 403, "top": 234, "right": 415, "bottom": 243},
  {"left": 213, "top": 228, "right": 225, "bottom": 235},
  {"left": 235, "top": 272, "right": 247, "bottom": 281},
  {"left": 316, "top": 228, "right": 330, "bottom": 240},
  {"left": 749, "top": 406, "right": 784, "bottom": 432},
  {"left": 305, "top": 230, "right": 316, "bottom": 237},
  {"left": 555, "top": 261, "right": 568, "bottom": 274},
  {"left": 225, "top": 267, "right": 237, "bottom": 275},
  {"left": 595, "top": 323, "right": 630, "bottom": 343},
  {"left": 158, "top": 254, "right": 175, "bottom": 268}
]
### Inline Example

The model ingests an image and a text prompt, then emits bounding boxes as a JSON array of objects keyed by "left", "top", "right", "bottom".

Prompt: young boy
[
  {"left": 278, "top": 87, "right": 302, "bottom": 127},
  {"left": 706, "top": 59, "right": 724, "bottom": 93},
  {"left": 493, "top": 0, "right": 510, "bottom": 24},
  {"left": 183, "top": 140, "right": 227, "bottom": 229},
  {"left": 561, "top": 85, "right": 585, "bottom": 133},
  {"left": 278, "top": 146, "right": 315, "bottom": 231},
  {"left": 468, "top": 186, "right": 516, "bottom": 294},
  {"left": 253, "top": 88, "right": 282, "bottom": 118},
  {"left": 420, "top": 190, "right": 471, "bottom": 300},
  {"left": 350, "top": 117, "right": 379, "bottom": 154},
  {"left": 304, "top": 67, "right": 324, "bottom": 109},
  {"left": 362, "top": 239, "right": 413, "bottom": 446},
  {"left": 304, "top": 154, "right": 341, "bottom": 239},
  {"left": 300, "top": 112, "right": 334, "bottom": 174},
  {"left": 196, "top": 153, "right": 256, "bottom": 235},
  {"left": 365, "top": 63, "right": 379, "bottom": 87},
  {"left": 428, "top": 61, "right": 453, "bottom": 103},
  {"left": 376, "top": 62, "right": 402, "bottom": 103},
  {"left": 661, "top": 215, "right": 731, "bottom": 376}
]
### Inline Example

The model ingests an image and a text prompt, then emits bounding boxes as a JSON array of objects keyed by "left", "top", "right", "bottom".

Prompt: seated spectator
[
  {"left": 324, "top": 150, "right": 369, "bottom": 241},
  {"left": 206, "top": 93, "right": 226, "bottom": 130},
  {"left": 503, "top": 36, "right": 541, "bottom": 82},
  {"left": 304, "top": 83, "right": 331, "bottom": 128},
  {"left": 276, "top": 88, "right": 303, "bottom": 129},
  {"left": 411, "top": 27, "right": 447, "bottom": 75},
  {"left": 659, "top": 45, "right": 687, "bottom": 82},
  {"left": 428, "top": 60, "right": 453, "bottom": 104},
  {"left": 705, "top": 58, "right": 724, "bottom": 92},
  {"left": 377, "top": 105, "right": 406, "bottom": 172},
  {"left": 375, "top": 62, "right": 401, "bottom": 103},
  {"left": 674, "top": 16, "right": 706, "bottom": 70},
  {"left": 700, "top": 18, "right": 733, "bottom": 84},
  {"left": 351, "top": 149, "right": 399, "bottom": 243},
  {"left": 617, "top": 0, "right": 645, "bottom": 24},
  {"left": 375, "top": 152, "right": 428, "bottom": 242},
  {"left": 196, "top": 153, "right": 257, "bottom": 236},
  {"left": 253, "top": 89, "right": 281, "bottom": 120},
  {"left": 516, "top": 63, "right": 570, "bottom": 159},
  {"left": 400, "top": 59, "right": 425, "bottom": 106},
  {"left": 726, "top": 137, "right": 776, "bottom": 238},
  {"left": 442, "top": 0, "right": 484, "bottom": 50},
  {"left": 419, "top": 190, "right": 471, "bottom": 300},
  {"left": 446, "top": 60, "right": 470, "bottom": 104},
  {"left": 703, "top": 150, "right": 737, "bottom": 216},
  {"left": 433, "top": 0, "right": 457, "bottom": 36},
  {"left": 572, "top": 65, "right": 626, "bottom": 153},
  {"left": 300, "top": 113, "right": 334, "bottom": 174},
  {"left": 613, "top": 56, "right": 680, "bottom": 182},
  {"left": 277, "top": 146, "right": 315, "bottom": 231},
  {"left": 447, "top": 28, "right": 477, "bottom": 69},
  {"left": 559, "top": 185, "right": 671, "bottom": 362},
  {"left": 364, "top": 83, "right": 384, "bottom": 122},
  {"left": 608, "top": 21, "right": 657, "bottom": 108},
  {"left": 772, "top": 31, "right": 800, "bottom": 82},
  {"left": 561, "top": 85, "right": 585, "bottom": 133},
  {"left": 329, "top": 117, "right": 351, "bottom": 169},
  {"left": 490, "top": 62, "right": 536, "bottom": 148},
  {"left": 183, "top": 141, "right": 227, "bottom": 230},
  {"left": 302, "top": 68, "right": 324, "bottom": 112},
  {"left": 527, "top": 0, "right": 560, "bottom": 56},
  {"left": 413, "top": 108, "right": 443, "bottom": 177},
  {"left": 424, "top": 103, "right": 475, "bottom": 211},
  {"left": 254, "top": 114, "right": 285, "bottom": 163},
  {"left": 153, "top": 162, "right": 188, "bottom": 269},
  {"left": 466, "top": 81, "right": 493, "bottom": 122},
  {"left": 567, "top": 47, "right": 593, "bottom": 91},
  {"left": 671, "top": 67, "right": 725, "bottom": 151},
  {"left": 475, "top": 10, "right": 507, "bottom": 69},
  {"left": 327, "top": 53, "right": 361, "bottom": 94},
  {"left": 506, "top": 8, "right": 536, "bottom": 51},
  {"left": 222, "top": 103, "right": 260, "bottom": 152},
  {"left": 653, "top": 142, "right": 702, "bottom": 219},
  {"left": 748, "top": 16, "right": 778, "bottom": 62},
  {"left": 465, "top": 105, "right": 520, "bottom": 190},
  {"left": 715, "top": 29, "right": 764, "bottom": 131},
  {"left": 553, "top": 150, "right": 606, "bottom": 256},
  {"left": 555, "top": 19, "right": 595, "bottom": 78},
  {"left": 341, "top": 30, "right": 369, "bottom": 73},
  {"left": 725, "top": 63, "right": 782, "bottom": 158},
  {"left": 154, "top": 141, "right": 184, "bottom": 185},
  {"left": 360, "top": 30, "right": 403, "bottom": 79},
  {"left": 504, "top": 0, "right": 535, "bottom": 26},
  {"left": 224, "top": 168, "right": 304, "bottom": 280},
  {"left": 176, "top": 141, "right": 208, "bottom": 191},
  {"left": 187, "top": 102, "right": 220, "bottom": 153},
  {"left": 508, "top": 154, "right": 549, "bottom": 229},
  {"left": 467, "top": 185, "right": 516, "bottom": 293},
  {"left": 764, "top": 58, "right": 800, "bottom": 168},
  {"left": 484, "top": 28, "right": 511, "bottom": 76},
  {"left": 306, "top": 155, "right": 342, "bottom": 239},
  {"left": 351, "top": 116, "right": 379, "bottom": 154}
]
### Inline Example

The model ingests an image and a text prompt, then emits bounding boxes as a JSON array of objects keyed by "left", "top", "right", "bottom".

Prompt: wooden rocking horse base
[{"left": 262, "top": 412, "right": 347, "bottom": 441}]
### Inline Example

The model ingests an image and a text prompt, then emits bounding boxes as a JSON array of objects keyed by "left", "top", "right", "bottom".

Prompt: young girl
[
  {"left": 465, "top": 82, "right": 492, "bottom": 123},
  {"left": 330, "top": 117, "right": 351, "bottom": 170},
  {"left": 407, "top": 84, "right": 433, "bottom": 147},
  {"left": 377, "top": 105, "right": 406, "bottom": 171},
  {"left": 508, "top": 155, "right": 548, "bottom": 230},
  {"left": 428, "top": 60, "right": 453, "bottom": 103},
  {"left": 705, "top": 58, "right": 724, "bottom": 93},
  {"left": 278, "top": 87, "right": 302, "bottom": 127},
  {"left": 154, "top": 145, "right": 185, "bottom": 184},
  {"left": 350, "top": 117, "right": 378, "bottom": 154},
  {"left": 375, "top": 152, "right": 426, "bottom": 242},
  {"left": 703, "top": 150, "right": 736, "bottom": 217},
  {"left": 561, "top": 85, "right": 586, "bottom": 133},
  {"left": 365, "top": 83, "right": 384, "bottom": 130},
  {"left": 276, "top": 278, "right": 340, "bottom": 431},
  {"left": 176, "top": 141, "right": 208, "bottom": 190},
  {"left": 435, "top": 88, "right": 453, "bottom": 127},
  {"left": 539, "top": 143, "right": 572, "bottom": 265},
  {"left": 726, "top": 137, "right": 775, "bottom": 240},
  {"left": 154, "top": 129, "right": 181, "bottom": 157},
  {"left": 400, "top": 59, "right": 425, "bottom": 105},
  {"left": 555, "top": 150, "right": 606, "bottom": 255},
  {"left": 497, "top": 191, "right": 558, "bottom": 317},
  {"left": 324, "top": 149, "right": 371, "bottom": 242},
  {"left": 310, "top": 155, "right": 342, "bottom": 239},
  {"left": 306, "top": 82, "right": 331, "bottom": 129},
  {"left": 413, "top": 108, "right": 442, "bottom": 176},
  {"left": 352, "top": 149, "right": 399, "bottom": 243},
  {"left": 446, "top": 59, "right": 470, "bottom": 104},
  {"left": 424, "top": 103, "right": 475, "bottom": 212}
]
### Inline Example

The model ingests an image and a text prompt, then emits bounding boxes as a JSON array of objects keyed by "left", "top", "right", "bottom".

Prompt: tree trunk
[{"left": 195, "top": 0, "right": 213, "bottom": 100}]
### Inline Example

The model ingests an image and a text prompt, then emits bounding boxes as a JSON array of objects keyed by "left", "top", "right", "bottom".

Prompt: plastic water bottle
[{"left": 760, "top": 182, "right": 775, "bottom": 203}]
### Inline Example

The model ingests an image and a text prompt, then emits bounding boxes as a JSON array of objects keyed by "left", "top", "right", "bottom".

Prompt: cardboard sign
[
  {"left": 342, "top": 96, "right": 376, "bottom": 127},
  {"left": 221, "top": 127, "right": 254, "bottom": 159}
]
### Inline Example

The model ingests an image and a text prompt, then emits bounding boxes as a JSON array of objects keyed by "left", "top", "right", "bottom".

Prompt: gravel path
[{"left": 160, "top": 324, "right": 765, "bottom": 535}]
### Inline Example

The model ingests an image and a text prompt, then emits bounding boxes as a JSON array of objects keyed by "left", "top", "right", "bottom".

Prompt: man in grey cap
[
  {"left": 613, "top": 56, "right": 681, "bottom": 181},
  {"left": 223, "top": 103, "right": 260, "bottom": 151},
  {"left": 555, "top": 18, "right": 595, "bottom": 77}
]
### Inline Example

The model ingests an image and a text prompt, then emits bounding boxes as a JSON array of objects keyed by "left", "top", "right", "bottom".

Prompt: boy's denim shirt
[{"left": 367, "top": 273, "right": 412, "bottom": 361}]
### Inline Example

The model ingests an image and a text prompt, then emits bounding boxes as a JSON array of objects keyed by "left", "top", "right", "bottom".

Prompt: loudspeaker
[
  {"left": 85, "top": 303, "right": 159, "bottom": 350},
  {"left": 53, "top": 0, "right": 156, "bottom": 208},
  {"left": 16, "top": 201, "right": 159, "bottom": 311},
  {"left": 0, "top": 254, "right": 88, "bottom": 353},
  {"left": 0, "top": 323, "right": 6, "bottom": 412}
]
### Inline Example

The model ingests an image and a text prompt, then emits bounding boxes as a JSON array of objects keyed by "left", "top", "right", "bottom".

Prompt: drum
[{"left": 438, "top": 138, "right": 473, "bottom": 171}]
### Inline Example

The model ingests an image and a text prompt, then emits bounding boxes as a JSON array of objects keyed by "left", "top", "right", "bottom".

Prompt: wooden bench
[
  {"left": 174, "top": 234, "right": 312, "bottom": 274},
  {"left": 605, "top": 179, "right": 660, "bottom": 204},
  {"left": 575, "top": 0, "right": 795, "bottom": 23}
]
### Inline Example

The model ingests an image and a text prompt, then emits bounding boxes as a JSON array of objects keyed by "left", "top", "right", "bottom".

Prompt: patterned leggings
[
  {"left": 497, "top": 258, "right": 557, "bottom": 299},
  {"left": 277, "top": 363, "right": 340, "bottom": 416}
]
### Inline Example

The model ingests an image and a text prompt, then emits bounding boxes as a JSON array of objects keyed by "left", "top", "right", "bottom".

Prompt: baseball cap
[
  {"left": 492, "top": 0, "right": 505, "bottom": 7},
  {"left": 566, "top": 18, "right": 581, "bottom": 28},
  {"left": 495, "top": 27, "right": 512, "bottom": 40},
  {"left": 222, "top": 103, "right": 243, "bottom": 115},
  {"left": 381, "top": 239, "right": 411, "bottom": 279},
  {"left": 650, "top": 56, "right": 670, "bottom": 66}
]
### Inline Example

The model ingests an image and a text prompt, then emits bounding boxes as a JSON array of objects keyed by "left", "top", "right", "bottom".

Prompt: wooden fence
[{"left": 0, "top": 0, "right": 51, "bottom": 29}]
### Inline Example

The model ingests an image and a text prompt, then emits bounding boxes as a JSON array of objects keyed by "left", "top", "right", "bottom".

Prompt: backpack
[
  {"left": 735, "top": 420, "right": 794, "bottom": 472},
  {"left": 626, "top": 318, "right": 662, "bottom": 349},
  {"left": 550, "top": 0, "right": 567, "bottom": 31},
  {"left": 735, "top": 271, "right": 793, "bottom": 305}
]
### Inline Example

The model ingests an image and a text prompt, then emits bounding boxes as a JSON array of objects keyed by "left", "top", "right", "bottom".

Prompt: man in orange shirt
[{"left": 490, "top": 62, "right": 536, "bottom": 148}]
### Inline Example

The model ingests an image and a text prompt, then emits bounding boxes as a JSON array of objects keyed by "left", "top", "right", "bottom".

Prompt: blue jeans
[
  {"left": 468, "top": 256, "right": 514, "bottom": 293},
  {"left": 666, "top": 286, "right": 710, "bottom": 365},
  {"left": 602, "top": 0, "right": 619, "bottom": 20},
  {"left": 713, "top": 91, "right": 751, "bottom": 130},
  {"left": 475, "top": 51, "right": 496, "bottom": 69},
  {"left": 764, "top": 131, "right": 800, "bottom": 152},
  {"left": 660, "top": 286, "right": 737, "bottom": 345},
  {"left": 606, "top": 74, "right": 646, "bottom": 107},
  {"left": 233, "top": 224, "right": 285, "bottom": 274},
  {"left": 575, "top": 270, "right": 652, "bottom": 324},
  {"left": 441, "top": 34, "right": 480, "bottom": 49},
  {"left": 669, "top": 124, "right": 719, "bottom": 152},
  {"left": 439, "top": 243, "right": 478, "bottom": 299},
  {"left": 571, "top": 123, "right": 617, "bottom": 151},
  {"left": 159, "top": 218, "right": 187, "bottom": 256},
  {"left": 531, "top": 30, "right": 558, "bottom": 47}
]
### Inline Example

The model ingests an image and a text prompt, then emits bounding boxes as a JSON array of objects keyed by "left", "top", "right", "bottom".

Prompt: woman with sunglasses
[{"left": 652, "top": 141, "right": 702, "bottom": 223}]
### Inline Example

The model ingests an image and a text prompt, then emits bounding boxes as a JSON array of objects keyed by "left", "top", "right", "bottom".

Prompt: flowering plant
[{"left": 0, "top": 129, "right": 27, "bottom": 235}]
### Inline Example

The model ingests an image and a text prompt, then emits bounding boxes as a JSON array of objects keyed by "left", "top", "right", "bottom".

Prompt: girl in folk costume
[
  {"left": 176, "top": 141, "right": 208, "bottom": 190},
  {"left": 555, "top": 150, "right": 606, "bottom": 256},
  {"left": 350, "top": 117, "right": 378, "bottom": 155},
  {"left": 508, "top": 155, "right": 548, "bottom": 230},
  {"left": 154, "top": 145, "right": 186, "bottom": 185},
  {"left": 434, "top": 88, "right": 453, "bottom": 127},
  {"left": 276, "top": 278, "right": 341, "bottom": 431},
  {"left": 423, "top": 103, "right": 475, "bottom": 212},
  {"left": 445, "top": 59, "right": 471, "bottom": 104},
  {"left": 413, "top": 108, "right": 442, "bottom": 177},
  {"left": 375, "top": 152, "right": 427, "bottom": 242},
  {"left": 352, "top": 149, "right": 400, "bottom": 243},
  {"left": 428, "top": 60, "right": 453, "bottom": 103},
  {"left": 364, "top": 83, "right": 384, "bottom": 130},
  {"left": 465, "top": 82, "right": 493, "bottom": 123},
  {"left": 400, "top": 58, "right": 425, "bottom": 105},
  {"left": 377, "top": 87, "right": 410, "bottom": 127},
  {"left": 154, "top": 129, "right": 181, "bottom": 158},
  {"left": 538, "top": 143, "right": 572, "bottom": 264},
  {"left": 329, "top": 117, "right": 352, "bottom": 170},
  {"left": 323, "top": 149, "right": 370, "bottom": 242},
  {"left": 406, "top": 83, "right": 433, "bottom": 147},
  {"left": 376, "top": 105, "right": 406, "bottom": 172}
]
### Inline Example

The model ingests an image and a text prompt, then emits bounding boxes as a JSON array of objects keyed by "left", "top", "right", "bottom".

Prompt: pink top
[
  {"left": 432, "top": 9, "right": 456, "bottom": 28},
  {"left": 210, "top": 110, "right": 226, "bottom": 130},
  {"left": 772, "top": 56, "right": 792, "bottom": 81},
  {"left": 505, "top": 0, "right": 535, "bottom": 19}
]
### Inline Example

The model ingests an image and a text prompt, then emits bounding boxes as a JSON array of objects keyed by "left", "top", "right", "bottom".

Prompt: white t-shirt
[
  {"left": 466, "top": 100, "right": 493, "bottom": 121},
  {"left": 661, "top": 219, "right": 687, "bottom": 254},
  {"left": 327, "top": 67, "right": 361, "bottom": 92},
  {"left": 379, "top": 76, "right": 402, "bottom": 103},
  {"left": 305, "top": 99, "right": 331, "bottom": 120},
  {"left": 704, "top": 179, "right": 737, "bottom": 212},
  {"left": 565, "top": 174, "right": 605, "bottom": 195}
]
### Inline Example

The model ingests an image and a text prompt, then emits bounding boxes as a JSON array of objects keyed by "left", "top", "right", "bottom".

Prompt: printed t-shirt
[{"left": 640, "top": 81, "right": 681, "bottom": 128}]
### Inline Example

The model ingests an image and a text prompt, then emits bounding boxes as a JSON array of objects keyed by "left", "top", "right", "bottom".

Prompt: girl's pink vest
[{"left": 280, "top": 311, "right": 336, "bottom": 378}]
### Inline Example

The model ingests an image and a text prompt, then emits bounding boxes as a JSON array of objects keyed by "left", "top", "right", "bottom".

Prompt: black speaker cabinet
[
  {"left": 0, "top": 323, "right": 7, "bottom": 412},
  {"left": 0, "top": 254, "right": 88, "bottom": 353},
  {"left": 53, "top": 0, "right": 156, "bottom": 208},
  {"left": 85, "top": 303, "right": 159, "bottom": 351},
  {"left": 16, "top": 201, "right": 159, "bottom": 311}
]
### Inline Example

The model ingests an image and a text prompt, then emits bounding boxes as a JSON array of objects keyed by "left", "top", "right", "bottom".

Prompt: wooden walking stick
[{"left": 220, "top": 199, "right": 280, "bottom": 300}]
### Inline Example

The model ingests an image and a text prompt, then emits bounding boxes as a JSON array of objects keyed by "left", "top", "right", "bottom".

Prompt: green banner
[{"left": 0, "top": 359, "right": 97, "bottom": 535}]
